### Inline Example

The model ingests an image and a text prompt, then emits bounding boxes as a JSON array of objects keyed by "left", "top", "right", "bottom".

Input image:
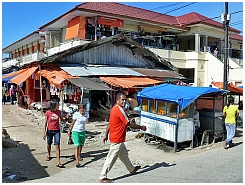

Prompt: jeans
[
  {"left": 10, "top": 94, "right": 15, "bottom": 104},
  {"left": 2, "top": 95, "right": 6, "bottom": 104},
  {"left": 225, "top": 123, "right": 236, "bottom": 146},
  {"left": 46, "top": 130, "right": 61, "bottom": 145}
]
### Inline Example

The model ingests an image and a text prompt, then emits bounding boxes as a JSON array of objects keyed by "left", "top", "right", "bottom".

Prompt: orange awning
[
  {"left": 10, "top": 66, "right": 38, "bottom": 85},
  {"left": 211, "top": 81, "right": 243, "bottom": 95},
  {"left": 38, "top": 66, "right": 73, "bottom": 88},
  {"left": 100, "top": 76, "right": 163, "bottom": 88},
  {"left": 2, "top": 69, "right": 28, "bottom": 80}
]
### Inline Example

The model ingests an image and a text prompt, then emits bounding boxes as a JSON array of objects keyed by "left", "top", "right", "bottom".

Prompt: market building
[{"left": 2, "top": 2, "right": 243, "bottom": 112}]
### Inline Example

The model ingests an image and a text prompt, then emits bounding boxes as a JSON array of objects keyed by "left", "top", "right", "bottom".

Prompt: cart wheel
[{"left": 144, "top": 134, "right": 150, "bottom": 143}]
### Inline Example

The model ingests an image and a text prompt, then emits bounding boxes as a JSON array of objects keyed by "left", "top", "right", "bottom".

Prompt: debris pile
[{"left": 2, "top": 129, "right": 18, "bottom": 148}]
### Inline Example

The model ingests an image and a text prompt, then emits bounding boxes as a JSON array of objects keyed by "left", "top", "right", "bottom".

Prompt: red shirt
[
  {"left": 9, "top": 88, "right": 14, "bottom": 95},
  {"left": 44, "top": 110, "right": 61, "bottom": 131},
  {"left": 109, "top": 105, "right": 129, "bottom": 143}
]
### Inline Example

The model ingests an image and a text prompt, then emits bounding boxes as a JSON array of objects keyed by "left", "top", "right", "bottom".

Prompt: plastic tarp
[
  {"left": 2, "top": 69, "right": 27, "bottom": 81},
  {"left": 211, "top": 81, "right": 243, "bottom": 95},
  {"left": 2, "top": 74, "right": 17, "bottom": 82},
  {"left": 100, "top": 76, "right": 163, "bottom": 88},
  {"left": 137, "top": 84, "right": 228, "bottom": 110},
  {"left": 67, "top": 77, "right": 113, "bottom": 91},
  {"left": 10, "top": 67, "right": 38, "bottom": 85}
]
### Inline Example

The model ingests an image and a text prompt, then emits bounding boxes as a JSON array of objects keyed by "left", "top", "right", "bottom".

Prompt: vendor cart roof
[{"left": 137, "top": 84, "right": 228, "bottom": 110}]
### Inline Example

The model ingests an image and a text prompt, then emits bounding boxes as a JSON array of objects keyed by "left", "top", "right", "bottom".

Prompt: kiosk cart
[{"left": 137, "top": 84, "right": 227, "bottom": 152}]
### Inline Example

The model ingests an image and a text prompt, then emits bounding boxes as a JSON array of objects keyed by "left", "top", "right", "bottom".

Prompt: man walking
[{"left": 99, "top": 92, "right": 146, "bottom": 183}]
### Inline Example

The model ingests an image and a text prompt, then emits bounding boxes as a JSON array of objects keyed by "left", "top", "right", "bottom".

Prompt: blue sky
[{"left": 2, "top": 2, "right": 243, "bottom": 49}]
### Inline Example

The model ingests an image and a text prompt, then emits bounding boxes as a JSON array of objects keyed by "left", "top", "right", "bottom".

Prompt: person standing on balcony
[{"left": 213, "top": 48, "right": 218, "bottom": 57}]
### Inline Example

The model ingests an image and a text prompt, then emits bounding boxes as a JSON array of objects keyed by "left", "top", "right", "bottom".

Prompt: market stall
[{"left": 137, "top": 84, "right": 227, "bottom": 152}]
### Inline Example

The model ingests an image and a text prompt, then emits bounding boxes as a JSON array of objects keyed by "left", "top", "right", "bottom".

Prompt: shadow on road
[
  {"left": 113, "top": 161, "right": 176, "bottom": 181},
  {"left": 61, "top": 149, "right": 109, "bottom": 166},
  {"left": 2, "top": 142, "right": 49, "bottom": 183}
]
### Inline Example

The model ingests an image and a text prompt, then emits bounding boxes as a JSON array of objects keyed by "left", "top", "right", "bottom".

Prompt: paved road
[{"left": 25, "top": 141, "right": 243, "bottom": 183}]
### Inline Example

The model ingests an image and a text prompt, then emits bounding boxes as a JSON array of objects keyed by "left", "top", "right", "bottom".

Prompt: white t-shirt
[{"left": 72, "top": 112, "right": 87, "bottom": 132}]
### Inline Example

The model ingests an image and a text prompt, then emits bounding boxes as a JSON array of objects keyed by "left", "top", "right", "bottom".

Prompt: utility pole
[{"left": 221, "top": 2, "right": 230, "bottom": 104}]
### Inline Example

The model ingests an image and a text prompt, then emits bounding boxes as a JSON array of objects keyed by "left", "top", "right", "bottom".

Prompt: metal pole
[
  {"left": 223, "top": 2, "right": 229, "bottom": 104},
  {"left": 39, "top": 65, "right": 43, "bottom": 116},
  {"left": 94, "top": 16, "right": 97, "bottom": 41}
]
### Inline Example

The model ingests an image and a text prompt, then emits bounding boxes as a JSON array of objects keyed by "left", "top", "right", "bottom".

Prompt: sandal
[
  {"left": 56, "top": 164, "right": 65, "bottom": 168},
  {"left": 130, "top": 166, "right": 141, "bottom": 175},
  {"left": 46, "top": 156, "right": 51, "bottom": 161},
  {"left": 99, "top": 178, "right": 113, "bottom": 183},
  {"left": 76, "top": 163, "right": 81, "bottom": 168},
  {"left": 79, "top": 158, "right": 83, "bottom": 161}
]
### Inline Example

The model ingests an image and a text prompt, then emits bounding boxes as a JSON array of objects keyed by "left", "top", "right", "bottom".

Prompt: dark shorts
[{"left": 46, "top": 130, "right": 60, "bottom": 145}]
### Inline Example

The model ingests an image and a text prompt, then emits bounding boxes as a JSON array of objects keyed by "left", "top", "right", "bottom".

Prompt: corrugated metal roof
[
  {"left": 100, "top": 76, "right": 163, "bottom": 88},
  {"left": 59, "top": 65, "right": 144, "bottom": 77},
  {"left": 131, "top": 68, "right": 185, "bottom": 79},
  {"left": 67, "top": 77, "right": 113, "bottom": 91}
]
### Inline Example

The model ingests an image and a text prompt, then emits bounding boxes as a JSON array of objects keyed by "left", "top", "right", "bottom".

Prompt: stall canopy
[
  {"left": 2, "top": 69, "right": 27, "bottom": 81},
  {"left": 38, "top": 66, "right": 73, "bottom": 88},
  {"left": 211, "top": 81, "right": 243, "bottom": 95},
  {"left": 10, "top": 66, "right": 38, "bottom": 85},
  {"left": 100, "top": 77, "right": 163, "bottom": 88},
  {"left": 137, "top": 84, "right": 228, "bottom": 110},
  {"left": 2, "top": 74, "right": 17, "bottom": 82},
  {"left": 67, "top": 77, "right": 113, "bottom": 91}
]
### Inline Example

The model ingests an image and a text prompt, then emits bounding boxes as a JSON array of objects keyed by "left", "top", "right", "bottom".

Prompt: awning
[
  {"left": 211, "top": 81, "right": 243, "bottom": 95},
  {"left": 38, "top": 66, "right": 73, "bottom": 87},
  {"left": 2, "top": 69, "right": 27, "bottom": 80},
  {"left": 100, "top": 76, "right": 163, "bottom": 88},
  {"left": 2, "top": 74, "right": 17, "bottom": 82},
  {"left": 67, "top": 77, "right": 113, "bottom": 91},
  {"left": 131, "top": 68, "right": 185, "bottom": 79},
  {"left": 10, "top": 66, "right": 38, "bottom": 85},
  {"left": 138, "top": 84, "right": 228, "bottom": 110}
]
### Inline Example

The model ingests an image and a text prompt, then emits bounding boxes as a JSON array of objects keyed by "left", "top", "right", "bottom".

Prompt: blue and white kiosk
[{"left": 137, "top": 84, "right": 227, "bottom": 152}]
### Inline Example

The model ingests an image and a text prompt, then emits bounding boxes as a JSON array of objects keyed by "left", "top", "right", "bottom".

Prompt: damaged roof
[{"left": 38, "top": 33, "right": 176, "bottom": 71}]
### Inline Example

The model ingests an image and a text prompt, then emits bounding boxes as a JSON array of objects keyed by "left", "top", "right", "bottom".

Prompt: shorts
[
  {"left": 72, "top": 131, "right": 86, "bottom": 147},
  {"left": 46, "top": 130, "right": 60, "bottom": 145}
]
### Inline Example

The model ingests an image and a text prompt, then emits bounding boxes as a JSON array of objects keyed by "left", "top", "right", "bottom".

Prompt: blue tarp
[
  {"left": 137, "top": 84, "right": 228, "bottom": 110},
  {"left": 2, "top": 73, "right": 18, "bottom": 82}
]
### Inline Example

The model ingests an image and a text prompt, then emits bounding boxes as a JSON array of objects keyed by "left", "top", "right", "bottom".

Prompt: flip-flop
[
  {"left": 99, "top": 178, "right": 113, "bottom": 183},
  {"left": 79, "top": 158, "right": 83, "bottom": 161},
  {"left": 56, "top": 164, "right": 65, "bottom": 168},
  {"left": 130, "top": 166, "right": 141, "bottom": 175},
  {"left": 76, "top": 163, "right": 81, "bottom": 168},
  {"left": 46, "top": 156, "right": 51, "bottom": 161}
]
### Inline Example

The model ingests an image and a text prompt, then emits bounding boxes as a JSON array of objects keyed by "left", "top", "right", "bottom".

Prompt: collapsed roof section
[{"left": 38, "top": 33, "right": 176, "bottom": 71}]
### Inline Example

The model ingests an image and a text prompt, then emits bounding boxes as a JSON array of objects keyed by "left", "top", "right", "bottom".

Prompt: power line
[
  {"left": 164, "top": 3, "right": 196, "bottom": 15},
  {"left": 149, "top": 2, "right": 185, "bottom": 11}
]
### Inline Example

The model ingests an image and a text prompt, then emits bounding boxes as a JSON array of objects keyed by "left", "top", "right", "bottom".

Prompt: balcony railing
[{"left": 2, "top": 39, "right": 91, "bottom": 68}]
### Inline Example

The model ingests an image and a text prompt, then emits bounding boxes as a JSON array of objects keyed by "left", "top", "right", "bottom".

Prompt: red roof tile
[
  {"left": 177, "top": 12, "right": 240, "bottom": 33},
  {"left": 229, "top": 34, "right": 243, "bottom": 41},
  {"left": 77, "top": 2, "right": 182, "bottom": 28}
]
